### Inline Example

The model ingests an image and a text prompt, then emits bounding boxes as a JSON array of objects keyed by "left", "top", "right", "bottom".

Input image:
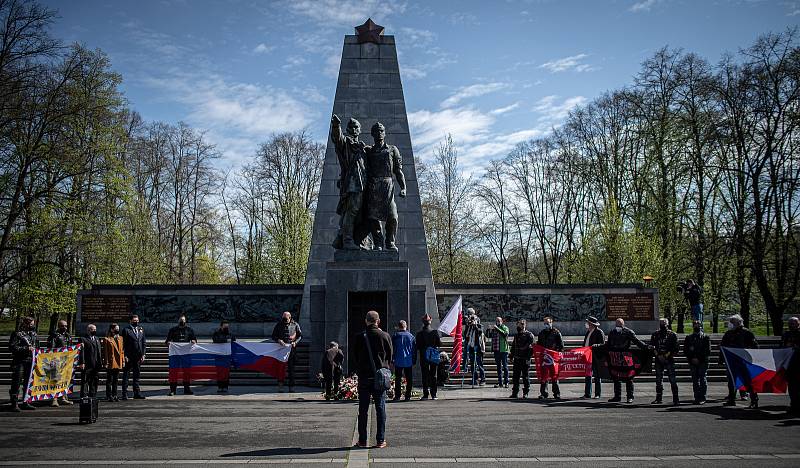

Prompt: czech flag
[
  {"left": 438, "top": 295, "right": 463, "bottom": 373},
  {"left": 232, "top": 341, "right": 292, "bottom": 380},
  {"left": 721, "top": 347, "right": 795, "bottom": 394},
  {"left": 168, "top": 343, "right": 231, "bottom": 383}
]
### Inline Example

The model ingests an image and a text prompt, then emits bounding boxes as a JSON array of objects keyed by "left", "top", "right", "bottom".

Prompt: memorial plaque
[
  {"left": 81, "top": 295, "right": 132, "bottom": 322},
  {"left": 604, "top": 293, "right": 655, "bottom": 321}
]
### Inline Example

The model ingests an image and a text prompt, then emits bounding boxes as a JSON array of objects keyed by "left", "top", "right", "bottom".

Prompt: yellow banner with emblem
[{"left": 24, "top": 344, "right": 82, "bottom": 403}]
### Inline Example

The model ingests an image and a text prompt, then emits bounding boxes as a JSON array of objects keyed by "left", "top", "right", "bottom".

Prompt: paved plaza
[{"left": 1, "top": 382, "right": 798, "bottom": 467}]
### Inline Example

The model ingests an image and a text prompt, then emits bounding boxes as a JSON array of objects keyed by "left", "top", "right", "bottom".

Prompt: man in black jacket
[
  {"left": 166, "top": 315, "right": 197, "bottom": 396},
  {"left": 583, "top": 316, "right": 605, "bottom": 399},
  {"left": 650, "top": 318, "right": 679, "bottom": 405},
  {"left": 782, "top": 317, "right": 800, "bottom": 416},
  {"left": 47, "top": 320, "right": 74, "bottom": 406},
  {"left": 121, "top": 315, "right": 147, "bottom": 400},
  {"left": 271, "top": 311, "right": 302, "bottom": 392},
  {"left": 212, "top": 320, "right": 235, "bottom": 393},
  {"left": 80, "top": 324, "right": 102, "bottom": 398},
  {"left": 510, "top": 319, "right": 535, "bottom": 399},
  {"left": 350, "top": 310, "right": 393, "bottom": 449},
  {"left": 416, "top": 313, "right": 442, "bottom": 400},
  {"left": 8, "top": 316, "right": 38, "bottom": 411},
  {"left": 721, "top": 314, "right": 759, "bottom": 408},
  {"left": 684, "top": 319, "right": 711, "bottom": 404},
  {"left": 606, "top": 318, "right": 651, "bottom": 403},
  {"left": 537, "top": 315, "right": 564, "bottom": 400}
]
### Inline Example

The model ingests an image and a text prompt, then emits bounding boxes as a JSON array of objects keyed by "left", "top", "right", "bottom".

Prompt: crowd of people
[{"left": 6, "top": 308, "right": 799, "bottom": 437}]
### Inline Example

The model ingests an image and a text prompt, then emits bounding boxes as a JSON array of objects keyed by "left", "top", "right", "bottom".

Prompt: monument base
[{"left": 309, "top": 258, "right": 417, "bottom": 378}]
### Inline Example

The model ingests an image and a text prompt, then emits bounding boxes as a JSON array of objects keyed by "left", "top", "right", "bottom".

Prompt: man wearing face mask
[
  {"left": 684, "top": 319, "right": 711, "bottom": 405},
  {"left": 122, "top": 315, "right": 147, "bottom": 400},
  {"left": 8, "top": 316, "right": 38, "bottom": 411},
  {"left": 650, "top": 318, "right": 679, "bottom": 405},
  {"left": 102, "top": 323, "right": 125, "bottom": 402},
  {"left": 489, "top": 317, "right": 510, "bottom": 388},
  {"left": 537, "top": 315, "right": 564, "bottom": 400},
  {"left": 510, "top": 319, "right": 536, "bottom": 399},
  {"left": 212, "top": 320, "right": 236, "bottom": 393},
  {"left": 582, "top": 316, "right": 605, "bottom": 399},
  {"left": 720, "top": 314, "right": 759, "bottom": 408},
  {"left": 271, "top": 311, "right": 302, "bottom": 392},
  {"left": 79, "top": 324, "right": 103, "bottom": 398},
  {"left": 166, "top": 315, "right": 197, "bottom": 396},
  {"left": 782, "top": 317, "right": 800, "bottom": 416},
  {"left": 47, "top": 320, "right": 74, "bottom": 406},
  {"left": 606, "top": 318, "right": 652, "bottom": 403}
]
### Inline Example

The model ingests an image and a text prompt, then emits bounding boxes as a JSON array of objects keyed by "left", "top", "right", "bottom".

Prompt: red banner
[{"left": 533, "top": 345, "right": 593, "bottom": 381}]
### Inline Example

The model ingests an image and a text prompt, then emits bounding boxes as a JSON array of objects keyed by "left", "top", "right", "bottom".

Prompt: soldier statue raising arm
[{"left": 330, "top": 114, "right": 368, "bottom": 250}]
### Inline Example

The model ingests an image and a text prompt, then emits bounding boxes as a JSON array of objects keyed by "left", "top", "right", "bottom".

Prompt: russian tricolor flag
[
  {"left": 232, "top": 342, "right": 292, "bottom": 380},
  {"left": 721, "top": 347, "right": 795, "bottom": 394},
  {"left": 168, "top": 343, "right": 231, "bottom": 383}
]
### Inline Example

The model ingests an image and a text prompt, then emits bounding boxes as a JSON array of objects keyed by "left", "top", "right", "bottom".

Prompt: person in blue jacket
[{"left": 391, "top": 320, "right": 416, "bottom": 401}]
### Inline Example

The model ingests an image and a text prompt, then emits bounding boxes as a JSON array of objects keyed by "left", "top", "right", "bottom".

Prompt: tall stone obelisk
[{"left": 303, "top": 20, "right": 437, "bottom": 375}]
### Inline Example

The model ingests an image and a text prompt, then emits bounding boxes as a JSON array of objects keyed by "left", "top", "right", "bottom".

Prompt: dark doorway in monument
[{"left": 347, "top": 291, "right": 387, "bottom": 369}]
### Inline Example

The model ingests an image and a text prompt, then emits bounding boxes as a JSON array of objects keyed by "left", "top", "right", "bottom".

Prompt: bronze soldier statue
[
  {"left": 330, "top": 114, "right": 368, "bottom": 250},
  {"left": 364, "top": 122, "right": 406, "bottom": 251}
]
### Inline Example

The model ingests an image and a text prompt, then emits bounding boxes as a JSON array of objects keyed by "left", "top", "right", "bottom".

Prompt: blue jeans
[
  {"left": 357, "top": 383, "right": 386, "bottom": 444},
  {"left": 689, "top": 361, "right": 708, "bottom": 402},
  {"left": 494, "top": 352, "right": 509, "bottom": 385},
  {"left": 468, "top": 346, "right": 485, "bottom": 384},
  {"left": 691, "top": 303, "right": 704, "bottom": 324},
  {"left": 584, "top": 362, "right": 601, "bottom": 397}
]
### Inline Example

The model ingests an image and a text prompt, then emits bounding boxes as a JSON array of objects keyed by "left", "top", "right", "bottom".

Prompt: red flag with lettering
[{"left": 533, "top": 345, "right": 593, "bottom": 381}]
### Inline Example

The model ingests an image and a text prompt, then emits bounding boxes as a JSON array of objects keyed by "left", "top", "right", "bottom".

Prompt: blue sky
[{"left": 44, "top": 0, "right": 799, "bottom": 171}]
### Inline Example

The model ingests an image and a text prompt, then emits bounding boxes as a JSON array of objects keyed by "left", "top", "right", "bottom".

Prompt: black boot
[{"left": 9, "top": 396, "right": 21, "bottom": 413}]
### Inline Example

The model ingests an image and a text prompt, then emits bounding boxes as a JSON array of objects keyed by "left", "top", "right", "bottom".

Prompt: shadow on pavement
[
  {"left": 221, "top": 446, "right": 351, "bottom": 458},
  {"left": 664, "top": 404, "right": 796, "bottom": 421}
]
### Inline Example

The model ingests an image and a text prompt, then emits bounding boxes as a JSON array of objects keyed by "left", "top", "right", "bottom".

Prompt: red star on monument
[{"left": 355, "top": 18, "right": 384, "bottom": 44}]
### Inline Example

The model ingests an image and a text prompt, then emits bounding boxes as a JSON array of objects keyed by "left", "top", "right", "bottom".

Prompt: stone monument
[{"left": 304, "top": 19, "right": 437, "bottom": 376}]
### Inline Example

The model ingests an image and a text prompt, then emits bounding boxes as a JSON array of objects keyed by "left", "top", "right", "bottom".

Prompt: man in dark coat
[
  {"left": 720, "top": 314, "right": 759, "bottom": 408},
  {"left": 583, "top": 316, "right": 605, "bottom": 399},
  {"left": 47, "top": 320, "right": 74, "bottom": 406},
  {"left": 782, "top": 317, "right": 800, "bottom": 416},
  {"left": 212, "top": 320, "right": 235, "bottom": 393},
  {"left": 415, "top": 314, "right": 442, "bottom": 400},
  {"left": 166, "top": 315, "right": 197, "bottom": 396},
  {"left": 8, "top": 316, "right": 38, "bottom": 411},
  {"left": 606, "top": 318, "right": 651, "bottom": 403},
  {"left": 510, "top": 319, "right": 535, "bottom": 399},
  {"left": 79, "top": 324, "right": 103, "bottom": 398},
  {"left": 684, "top": 319, "right": 711, "bottom": 404},
  {"left": 271, "top": 311, "right": 302, "bottom": 392},
  {"left": 537, "top": 315, "right": 564, "bottom": 400},
  {"left": 350, "top": 311, "right": 393, "bottom": 449},
  {"left": 321, "top": 341, "right": 344, "bottom": 401},
  {"left": 650, "top": 318, "right": 680, "bottom": 405},
  {"left": 121, "top": 315, "right": 147, "bottom": 400}
]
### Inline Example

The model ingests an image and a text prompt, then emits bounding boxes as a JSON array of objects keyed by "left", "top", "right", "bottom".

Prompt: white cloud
[
  {"left": 441, "top": 82, "right": 509, "bottom": 108},
  {"left": 630, "top": 0, "right": 658, "bottom": 12},
  {"left": 408, "top": 107, "right": 495, "bottom": 150},
  {"left": 253, "top": 43, "right": 274, "bottom": 54},
  {"left": 401, "top": 66, "right": 427, "bottom": 80},
  {"left": 399, "top": 27, "right": 436, "bottom": 45},
  {"left": 282, "top": 56, "right": 309, "bottom": 70},
  {"left": 489, "top": 102, "right": 520, "bottom": 115},
  {"left": 324, "top": 53, "right": 341, "bottom": 78},
  {"left": 287, "top": 0, "right": 406, "bottom": 27},
  {"left": 539, "top": 54, "right": 596, "bottom": 73},
  {"left": 533, "top": 95, "right": 587, "bottom": 124}
]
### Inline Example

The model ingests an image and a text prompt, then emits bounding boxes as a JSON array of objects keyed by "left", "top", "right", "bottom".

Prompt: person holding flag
[
  {"left": 417, "top": 313, "right": 442, "bottom": 400},
  {"left": 510, "top": 319, "right": 535, "bottom": 399},
  {"left": 720, "top": 314, "right": 759, "bottom": 408},
  {"left": 782, "top": 317, "right": 799, "bottom": 416},
  {"left": 537, "top": 315, "right": 564, "bottom": 400}
]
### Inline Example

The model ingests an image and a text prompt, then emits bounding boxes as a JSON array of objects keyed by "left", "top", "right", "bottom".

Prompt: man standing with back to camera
[{"left": 351, "top": 310, "right": 393, "bottom": 449}]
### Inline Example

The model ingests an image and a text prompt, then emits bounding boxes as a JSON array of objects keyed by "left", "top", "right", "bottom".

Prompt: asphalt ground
[{"left": 0, "top": 383, "right": 798, "bottom": 467}]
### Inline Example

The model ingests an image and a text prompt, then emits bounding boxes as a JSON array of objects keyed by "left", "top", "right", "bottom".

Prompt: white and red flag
[{"left": 438, "top": 295, "right": 463, "bottom": 373}]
